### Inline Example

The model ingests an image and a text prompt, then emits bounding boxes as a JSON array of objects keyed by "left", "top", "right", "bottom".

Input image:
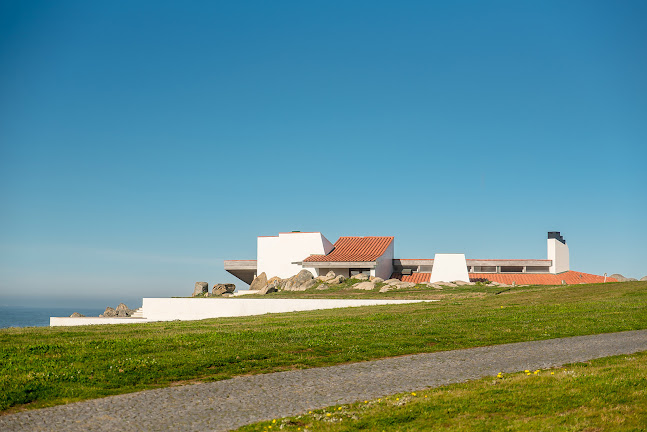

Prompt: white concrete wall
[
  {"left": 548, "top": 239, "right": 569, "bottom": 273},
  {"left": 429, "top": 253, "right": 470, "bottom": 282},
  {"left": 50, "top": 317, "right": 152, "bottom": 326},
  {"left": 50, "top": 298, "right": 435, "bottom": 326},
  {"left": 257, "top": 232, "right": 334, "bottom": 279},
  {"left": 140, "top": 298, "right": 432, "bottom": 321},
  {"left": 375, "top": 241, "right": 395, "bottom": 280}
]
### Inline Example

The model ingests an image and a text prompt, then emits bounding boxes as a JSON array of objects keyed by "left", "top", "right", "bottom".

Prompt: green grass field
[
  {"left": 236, "top": 352, "right": 647, "bottom": 431},
  {"left": 1, "top": 281, "right": 646, "bottom": 415}
]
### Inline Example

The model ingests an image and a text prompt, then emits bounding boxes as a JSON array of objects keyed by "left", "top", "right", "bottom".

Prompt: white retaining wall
[{"left": 50, "top": 298, "right": 435, "bottom": 326}]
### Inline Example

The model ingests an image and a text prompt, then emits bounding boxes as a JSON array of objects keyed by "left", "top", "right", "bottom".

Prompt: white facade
[
  {"left": 257, "top": 232, "right": 333, "bottom": 279},
  {"left": 548, "top": 238, "right": 569, "bottom": 274},
  {"left": 429, "top": 253, "right": 470, "bottom": 282}
]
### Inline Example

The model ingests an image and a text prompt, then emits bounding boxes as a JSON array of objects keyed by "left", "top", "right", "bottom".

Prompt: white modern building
[
  {"left": 225, "top": 232, "right": 394, "bottom": 283},
  {"left": 224, "top": 231, "right": 614, "bottom": 286}
]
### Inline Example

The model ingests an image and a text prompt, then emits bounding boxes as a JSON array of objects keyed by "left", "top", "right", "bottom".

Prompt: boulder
[
  {"left": 284, "top": 270, "right": 314, "bottom": 291},
  {"left": 212, "top": 283, "right": 236, "bottom": 296},
  {"left": 289, "top": 279, "right": 318, "bottom": 291},
  {"left": 371, "top": 277, "right": 384, "bottom": 284},
  {"left": 379, "top": 285, "right": 394, "bottom": 293},
  {"left": 316, "top": 283, "right": 330, "bottom": 290},
  {"left": 249, "top": 272, "right": 268, "bottom": 291},
  {"left": 353, "top": 281, "right": 375, "bottom": 290},
  {"left": 352, "top": 273, "right": 369, "bottom": 281},
  {"left": 102, "top": 306, "right": 116, "bottom": 317},
  {"left": 316, "top": 271, "right": 336, "bottom": 282},
  {"left": 452, "top": 280, "right": 471, "bottom": 286},
  {"left": 383, "top": 278, "right": 401, "bottom": 284},
  {"left": 609, "top": 274, "right": 637, "bottom": 282},
  {"left": 326, "top": 275, "right": 345, "bottom": 284},
  {"left": 193, "top": 282, "right": 209, "bottom": 297},
  {"left": 70, "top": 312, "right": 85, "bottom": 318},
  {"left": 267, "top": 276, "right": 282, "bottom": 286},
  {"left": 259, "top": 284, "right": 278, "bottom": 295}
]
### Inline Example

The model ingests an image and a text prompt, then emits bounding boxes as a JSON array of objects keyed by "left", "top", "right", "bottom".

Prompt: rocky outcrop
[
  {"left": 371, "top": 277, "right": 384, "bottom": 284},
  {"left": 100, "top": 306, "right": 116, "bottom": 317},
  {"left": 326, "top": 275, "right": 345, "bottom": 285},
  {"left": 316, "top": 271, "right": 337, "bottom": 282},
  {"left": 284, "top": 270, "right": 314, "bottom": 291},
  {"left": 193, "top": 282, "right": 209, "bottom": 297},
  {"left": 212, "top": 283, "right": 236, "bottom": 296},
  {"left": 116, "top": 303, "right": 135, "bottom": 317},
  {"left": 641, "top": 276, "right": 647, "bottom": 281},
  {"left": 258, "top": 285, "right": 276, "bottom": 295},
  {"left": 316, "top": 283, "right": 329, "bottom": 290},
  {"left": 100, "top": 303, "right": 136, "bottom": 317},
  {"left": 378, "top": 280, "right": 416, "bottom": 292},
  {"left": 267, "top": 276, "right": 282, "bottom": 286},
  {"left": 609, "top": 274, "right": 637, "bottom": 282},
  {"left": 352, "top": 273, "right": 369, "bottom": 281},
  {"left": 353, "top": 281, "right": 375, "bottom": 290},
  {"left": 249, "top": 272, "right": 268, "bottom": 291},
  {"left": 70, "top": 312, "right": 85, "bottom": 317}
]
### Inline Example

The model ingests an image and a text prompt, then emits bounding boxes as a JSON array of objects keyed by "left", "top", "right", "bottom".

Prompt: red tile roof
[
  {"left": 392, "top": 273, "right": 432, "bottom": 283},
  {"left": 390, "top": 271, "right": 617, "bottom": 285},
  {"left": 303, "top": 236, "right": 393, "bottom": 262},
  {"left": 469, "top": 271, "right": 617, "bottom": 285}
]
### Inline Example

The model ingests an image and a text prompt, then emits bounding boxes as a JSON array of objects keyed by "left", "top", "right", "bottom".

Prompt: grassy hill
[{"left": 1, "top": 281, "right": 646, "bottom": 414}]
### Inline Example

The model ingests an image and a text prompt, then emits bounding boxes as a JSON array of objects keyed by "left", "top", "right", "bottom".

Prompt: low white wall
[
  {"left": 50, "top": 317, "right": 151, "bottom": 326},
  {"left": 141, "top": 298, "right": 433, "bottom": 321},
  {"left": 51, "top": 298, "right": 436, "bottom": 326}
]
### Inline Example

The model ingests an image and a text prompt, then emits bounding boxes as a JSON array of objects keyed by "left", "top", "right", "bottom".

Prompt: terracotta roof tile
[
  {"left": 389, "top": 271, "right": 616, "bottom": 285},
  {"left": 391, "top": 272, "right": 432, "bottom": 283},
  {"left": 468, "top": 271, "right": 617, "bottom": 285},
  {"left": 303, "top": 236, "right": 393, "bottom": 262}
]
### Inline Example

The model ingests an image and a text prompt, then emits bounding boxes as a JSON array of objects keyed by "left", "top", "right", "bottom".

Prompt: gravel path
[{"left": 3, "top": 329, "right": 647, "bottom": 432}]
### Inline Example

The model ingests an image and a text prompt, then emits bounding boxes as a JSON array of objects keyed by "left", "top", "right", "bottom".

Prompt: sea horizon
[{"left": 0, "top": 305, "right": 108, "bottom": 329}]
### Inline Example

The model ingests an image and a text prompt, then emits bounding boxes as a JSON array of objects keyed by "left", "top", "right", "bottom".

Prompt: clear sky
[{"left": 1, "top": 1, "right": 645, "bottom": 308}]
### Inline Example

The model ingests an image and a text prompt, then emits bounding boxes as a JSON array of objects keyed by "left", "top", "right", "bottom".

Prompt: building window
[{"left": 350, "top": 268, "right": 371, "bottom": 276}]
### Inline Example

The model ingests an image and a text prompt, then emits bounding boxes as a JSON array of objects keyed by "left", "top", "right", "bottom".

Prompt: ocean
[{"left": 0, "top": 305, "right": 106, "bottom": 329}]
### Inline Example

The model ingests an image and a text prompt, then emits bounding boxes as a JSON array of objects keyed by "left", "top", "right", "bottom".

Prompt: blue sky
[{"left": 1, "top": 1, "right": 645, "bottom": 308}]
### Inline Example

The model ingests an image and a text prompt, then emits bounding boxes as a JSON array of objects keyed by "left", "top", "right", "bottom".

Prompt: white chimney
[{"left": 547, "top": 232, "right": 569, "bottom": 274}]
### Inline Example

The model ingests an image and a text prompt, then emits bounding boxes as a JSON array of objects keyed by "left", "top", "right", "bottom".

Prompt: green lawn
[
  {"left": 235, "top": 352, "right": 647, "bottom": 432},
  {"left": 1, "top": 281, "right": 646, "bottom": 414}
]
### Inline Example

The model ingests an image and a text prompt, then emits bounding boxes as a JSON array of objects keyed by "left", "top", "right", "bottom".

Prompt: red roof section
[
  {"left": 390, "top": 271, "right": 617, "bottom": 285},
  {"left": 469, "top": 271, "right": 617, "bottom": 285},
  {"left": 303, "top": 236, "right": 393, "bottom": 262},
  {"left": 392, "top": 272, "right": 432, "bottom": 283}
]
